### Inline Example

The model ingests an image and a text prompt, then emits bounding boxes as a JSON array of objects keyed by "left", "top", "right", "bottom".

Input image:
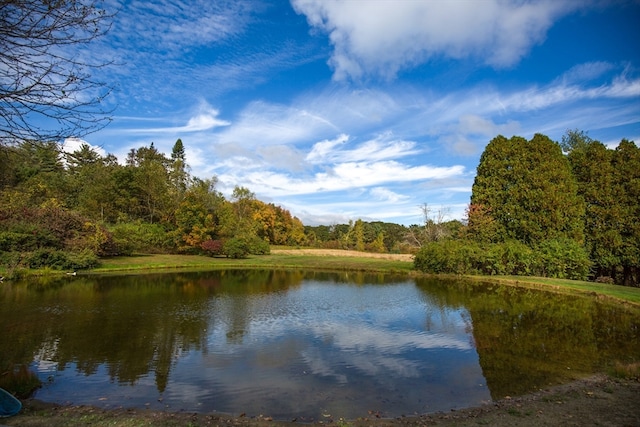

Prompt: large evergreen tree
[
  {"left": 563, "top": 131, "right": 623, "bottom": 279},
  {"left": 613, "top": 139, "right": 640, "bottom": 286},
  {"left": 562, "top": 130, "right": 640, "bottom": 285},
  {"left": 470, "top": 134, "right": 584, "bottom": 246}
]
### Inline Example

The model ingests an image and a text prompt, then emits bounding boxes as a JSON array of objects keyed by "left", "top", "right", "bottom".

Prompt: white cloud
[
  {"left": 493, "top": 77, "right": 640, "bottom": 115},
  {"left": 62, "top": 137, "right": 107, "bottom": 157},
  {"left": 182, "top": 112, "right": 230, "bottom": 132},
  {"left": 457, "top": 115, "right": 520, "bottom": 137},
  {"left": 131, "top": 104, "right": 230, "bottom": 134},
  {"left": 113, "top": 0, "right": 254, "bottom": 54},
  {"left": 306, "top": 133, "right": 419, "bottom": 164},
  {"left": 305, "top": 134, "right": 349, "bottom": 163},
  {"left": 292, "top": 0, "right": 582, "bottom": 80},
  {"left": 214, "top": 101, "right": 339, "bottom": 147},
  {"left": 369, "top": 187, "right": 409, "bottom": 204},
  {"left": 218, "top": 161, "right": 464, "bottom": 199},
  {"left": 559, "top": 61, "right": 615, "bottom": 84},
  {"left": 256, "top": 145, "right": 306, "bottom": 172},
  {"left": 441, "top": 115, "right": 522, "bottom": 155}
]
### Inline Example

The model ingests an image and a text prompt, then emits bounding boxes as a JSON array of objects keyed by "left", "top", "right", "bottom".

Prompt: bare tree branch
[{"left": 0, "top": 0, "right": 115, "bottom": 144}]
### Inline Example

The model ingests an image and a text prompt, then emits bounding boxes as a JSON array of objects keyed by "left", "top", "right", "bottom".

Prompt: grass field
[{"left": 93, "top": 249, "right": 414, "bottom": 275}]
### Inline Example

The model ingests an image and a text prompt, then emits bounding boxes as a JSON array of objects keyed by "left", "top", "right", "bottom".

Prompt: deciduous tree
[{"left": 0, "top": 0, "right": 114, "bottom": 144}]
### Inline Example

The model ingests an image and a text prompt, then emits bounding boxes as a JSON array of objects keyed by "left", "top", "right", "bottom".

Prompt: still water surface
[{"left": 1, "top": 270, "right": 639, "bottom": 420}]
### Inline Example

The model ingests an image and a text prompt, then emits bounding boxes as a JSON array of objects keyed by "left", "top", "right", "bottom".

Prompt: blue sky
[{"left": 68, "top": 0, "right": 640, "bottom": 226}]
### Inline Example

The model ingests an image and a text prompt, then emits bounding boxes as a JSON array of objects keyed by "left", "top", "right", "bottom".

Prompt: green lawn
[{"left": 94, "top": 252, "right": 414, "bottom": 275}]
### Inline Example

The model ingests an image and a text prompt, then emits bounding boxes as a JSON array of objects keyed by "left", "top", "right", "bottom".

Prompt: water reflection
[{"left": 1, "top": 271, "right": 638, "bottom": 420}]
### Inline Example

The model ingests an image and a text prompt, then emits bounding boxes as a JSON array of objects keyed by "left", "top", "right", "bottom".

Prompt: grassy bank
[
  {"left": 470, "top": 275, "right": 640, "bottom": 305},
  {"left": 3, "top": 249, "right": 640, "bottom": 305}
]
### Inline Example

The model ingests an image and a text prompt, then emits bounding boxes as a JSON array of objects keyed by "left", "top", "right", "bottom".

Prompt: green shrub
[
  {"left": 0, "top": 231, "right": 36, "bottom": 251},
  {"left": 0, "top": 251, "right": 22, "bottom": 269},
  {"left": 65, "top": 249, "right": 100, "bottom": 270},
  {"left": 0, "top": 227, "right": 59, "bottom": 251},
  {"left": 482, "top": 240, "right": 534, "bottom": 276},
  {"left": 223, "top": 237, "right": 250, "bottom": 259},
  {"left": 25, "top": 248, "right": 68, "bottom": 269},
  {"left": 414, "top": 240, "right": 480, "bottom": 274},
  {"left": 108, "top": 222, "right": 174, "bottom": 254},
  {"left": 414, "top": 238, "right": 589, "bottom": 280},
  {"left": 246, "top": 236, "right": 271, "bottom": 255},
  {"left": 23, "top": 248, "right": 99, "bottom": 270},
  {"left": 535, "top": 239, "right": 591, "bottom": 280}
]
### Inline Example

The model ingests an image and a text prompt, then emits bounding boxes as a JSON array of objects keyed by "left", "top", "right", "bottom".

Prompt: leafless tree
[
  {"left": 0, "top": 0, "right": 115, "bottom": 145},
  {"left": 405, "top": 203, "right": 451, "bottom": 247}
]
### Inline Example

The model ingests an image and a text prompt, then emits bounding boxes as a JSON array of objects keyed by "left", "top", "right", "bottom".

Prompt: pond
[{"left": 1, "top": 270, "right": 639, "bottom": 421}]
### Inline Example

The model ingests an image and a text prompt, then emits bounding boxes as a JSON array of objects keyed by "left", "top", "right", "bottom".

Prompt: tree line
[
  {"left": 2, "top": 131, "right": 638, "bottom": 287},
  {"left": 0, "top": 136, "right": 457, "bottom": 275},
  {"left": 0, "top": 139, "right": 309, "bottom": 275},
  {"left": 414, "top": 131, "right": 640, "bottom": 287}
]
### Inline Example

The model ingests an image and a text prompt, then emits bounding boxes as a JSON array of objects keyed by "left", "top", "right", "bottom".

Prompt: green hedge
[
  {"left": 0, "top": 249, "right": 100, "bottom": 271},
  {"left": 414, "top": 239, "right": 591, "bottom": 280}
]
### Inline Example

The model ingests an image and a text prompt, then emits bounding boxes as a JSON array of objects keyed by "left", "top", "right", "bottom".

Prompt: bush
[
  {"left": 23, "top": 248, "right": 99, "bottom": 270},
  {"left": 414, "top": 238, "right": 590, "bottom": 280},
  {"left": 220, "top": 236, "right": 270, "bottom": 258},
  {"left": 414, "top": 240, "right": 480, "bottom": 275},
  {"left": 223, "top": 237, "right": 250, "bottom": 259},
  {"left": 201, "top": 239, "right": 223, "bottom": 256},
  {"left": 108, "top": 222, "right": 174, "bottom": 254},
  {"left": 481, "top": 240, "right": 534, "bottom": 276},
  {"left": 246, "top": 236, "right": 270, "bottom": 255},
  {"left": 65, "top": 249, "right": 100, "bottom": 270},
  {"left": 0, "top": 231, "right": 36, "bottom": 252},
  {"left": 0, "top": 227, "right": 59, "bottom": 251},
  {"left": 25, "top": 248, "right": 68, "bottom": 269},
  {"left": 535, "top": 239, "right": 592, "bottom": 280},
  {"left": 0, "top": 251, "right": 22, "bottom": 269}
]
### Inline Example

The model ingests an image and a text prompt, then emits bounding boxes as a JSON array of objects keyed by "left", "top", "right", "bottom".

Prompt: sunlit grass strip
[
  {"left": 469, "top": 275, "right": 640, "bottom": 305},
  {"left": 93, "top": 253, "right": 414, "bottom": 275}
]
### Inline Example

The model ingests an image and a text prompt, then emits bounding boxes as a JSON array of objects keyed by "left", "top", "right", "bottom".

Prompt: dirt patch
[
  {"left": 5, "top": 375, "right": 638, "bottom": 427},
  {"left": 271, "top": 248, "right": 414, "bottom": 262}
]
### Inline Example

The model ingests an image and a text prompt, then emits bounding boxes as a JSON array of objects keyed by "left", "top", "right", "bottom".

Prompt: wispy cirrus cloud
[
  {"left": 557, "top": 61, "right": 616, "bottom": 84},
  {"left": 111, "top": 0, "right": 256, "bottom": 54},
  {"left": 306, "top": 133, "right": 419, "bottom": 164},
  {"left": 129, "top": 106, "right": 230, "bottom": 134},
  {"left": 214, "top": 100, "right": 340, "bottom": 147},
  {"left": 217, "top": 160, "right": 465, "bottom": 198}
]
